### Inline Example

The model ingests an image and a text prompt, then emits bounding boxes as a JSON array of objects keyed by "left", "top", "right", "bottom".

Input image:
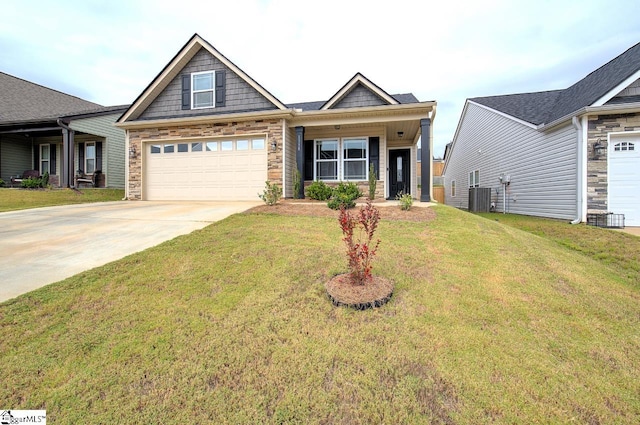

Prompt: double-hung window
[
  {"left": 40, "top": 144, "right": 50, "bottom": 174},
  {"left": 469, "top": 170, "right": 479, "bottom": 188},
  {"left": 314, "top": 138, "right": 368, "bottom": 181},
  {"left": 315, "top": 140, "right": 339, "bottom": 180},
  {"left": 343, "top": 138, "right": 367, "bottom": 180},
  {"left": 192, "top": 71, "right": 214, "bottom": 109},
  {"left": 85, "top": 142, "right": 96, "bottom": 174}
]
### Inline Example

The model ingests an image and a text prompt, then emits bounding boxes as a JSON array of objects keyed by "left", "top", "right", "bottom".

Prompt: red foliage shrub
[{"left": 338, "top": 201, "right": 381, "bottom": 285}]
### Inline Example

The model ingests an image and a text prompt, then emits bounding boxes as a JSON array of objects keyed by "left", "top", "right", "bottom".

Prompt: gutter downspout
[
  {"left": 571, "top": 116, "right": 583, "bottom": 224},
  {"left": 57, "top": 118, "right": 75, "bottom": 188}
]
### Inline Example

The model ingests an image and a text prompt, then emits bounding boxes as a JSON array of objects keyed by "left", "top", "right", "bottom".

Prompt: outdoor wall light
[
  {"left": 397, "top": 131, "right": 404, "bottom": 138},
  {"left": 593, "top": 139, "right": 606, "bottom": 159},
  {"left": 271, "top": 141, "right": 277, "bottom": 151},
  {"left": 129, "top": 145, "right": 136, "bottom": 159}
]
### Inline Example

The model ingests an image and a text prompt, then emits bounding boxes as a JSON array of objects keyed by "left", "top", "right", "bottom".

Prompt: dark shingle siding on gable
[
  {"left": 287, "top": 93, "right": 420, "bottom": 111},
  {"left": 332, "top": 83, "right": 388, "bottom": 109},
  {"left": 139, "top": 48, "right": 277, "bottom": 120}
]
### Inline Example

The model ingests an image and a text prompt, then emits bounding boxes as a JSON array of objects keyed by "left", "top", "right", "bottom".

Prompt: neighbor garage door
[
  {"left": 144, "top": 138, "right": 267, "bottom": 201},
  {"left": 609, "top": 136, "right": 640, "bottom": 226}
]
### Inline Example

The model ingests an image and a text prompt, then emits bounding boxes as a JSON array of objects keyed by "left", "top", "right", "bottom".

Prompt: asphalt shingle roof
[
  {"left": 471, "top": 41, "right": 640, "bottom": 126},
  {"left": 286, "top": 93, "right": 420, "bottom": 111},
  {"left": 0, "top": 72, "right": 102, "bottom": 125}
]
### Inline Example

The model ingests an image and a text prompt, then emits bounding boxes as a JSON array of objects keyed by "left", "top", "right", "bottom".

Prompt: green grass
[
  {"left": 0, "top": 188, "right": 125, "bottom": 212},
  {"left": 477, "top": 212, "right": 640, "bottom": 285},
  {"left": 0, "top": 205, "right": 638, "bottom": 423}
]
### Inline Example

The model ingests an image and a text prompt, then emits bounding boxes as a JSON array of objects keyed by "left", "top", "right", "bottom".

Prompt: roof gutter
[
  {"left": 570, "top": 116, "right": 583, "bottom": 224},
  {"left": 539, "top": 101, "right": 640, "bottom": 131}
]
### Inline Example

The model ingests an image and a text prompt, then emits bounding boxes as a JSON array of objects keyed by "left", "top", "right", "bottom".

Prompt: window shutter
[
  {"left": 33, "top": 148, "right": 39, "bottom": 172},
  {"left": 215, "top": 70, "right": 226, "bottom": 107},
  {"left": 368, "top": 137, "right": 380, "bottom": 178},
  {"left": 96, "top": 141, "right": 103, "bottom": 171},
  {"left": 51, "top": 145, "right": 57, "bottom": 174},
  {"left": 304, "top": 140, "right": 314, "bottom": 180},
  {"left": 78, "top": 143, "right": 85, "bottom": 173},
  {"left": 181, "top": 74, "right": 191, "bottom": 110}
]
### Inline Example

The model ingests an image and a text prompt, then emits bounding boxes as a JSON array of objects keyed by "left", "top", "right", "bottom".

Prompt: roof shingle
[{"left": 0, "top": 72, "right": 102, "bottom": 125}]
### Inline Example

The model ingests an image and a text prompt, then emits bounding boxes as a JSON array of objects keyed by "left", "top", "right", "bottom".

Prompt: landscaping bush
[
  {"left": 0, "top": 178, "right": 5, "bottom": 187},
  {"left": 292, "top": 168, "right": 302, "bottom": 199},
  {"left": 368, "top": 163, "right": 377, "bottom": 200},
  {"left": 328, "top": 182, "right": 363, "bottom": 210},
  {"left": 21, "top": 177, "right": 42, "bottom": 189},
  {"left": 258, "top": 181, "right": 282, "bottom": 206},
  {"left": 395, "top": 191, "right": 413, "bottom": 211},
  {"left": 306, "top": 180, "right": 333, "bottom": 201}
]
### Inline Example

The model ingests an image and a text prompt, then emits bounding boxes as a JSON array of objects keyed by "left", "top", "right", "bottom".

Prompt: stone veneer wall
[
  {"left": 586, "top": 112, "right": 640, "bottom": 212},
  {"left": 127, "top": 119, "right": 283, "bottom": 200}
]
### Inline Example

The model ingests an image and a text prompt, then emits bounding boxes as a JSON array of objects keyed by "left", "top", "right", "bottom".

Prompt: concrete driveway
[{"left": 0, "top": 201, "right": 260, "bottom": 302}]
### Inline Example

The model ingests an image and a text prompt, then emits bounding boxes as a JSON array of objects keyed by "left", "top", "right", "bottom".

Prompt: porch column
[
  {"left": 62, "top": 128, "right": 70, "bottom": 187},
  {"left": 295, "top": 126, "right": 305, "bottom": 199},
  {"left": 67, "top": 130, "right": 75, "bottom": 187},
  {"left": 420, "top": 118, "right": 432, "bottom": 202}
]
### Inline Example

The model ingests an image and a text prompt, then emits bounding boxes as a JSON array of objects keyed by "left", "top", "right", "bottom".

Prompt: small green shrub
[
  {"left": 328, "top": 182, "right": 363, "bottom": 210},
  {"left": 21, "top": 177, "right": 42, "bottom": 189},
  {"left": 368, "top": 163, "right": 377, "bottom": 200},
  {"left": 396, "top": 191, "right": 413, "bottom": 211},
  {"left": 293, "top": 168, "right": 302, "bottom": 199},
  {"left": 0, "top": 178, "right": 5, "bottom": 187},
  {"left": 258, "top": 181, "right": 282, "bottom": 206},
  {"left": 306, "top": 180, "right": 333, "bottom": 201}
]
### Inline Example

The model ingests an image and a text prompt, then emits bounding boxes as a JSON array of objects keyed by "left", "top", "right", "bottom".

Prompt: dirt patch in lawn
[{"left": 247, "top": 199, "right": 436, "bottom": 222}]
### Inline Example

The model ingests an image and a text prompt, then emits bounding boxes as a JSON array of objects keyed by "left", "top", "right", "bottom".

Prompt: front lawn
[
  {"left": 0, "top": 188, "right": 125, "bottom": 212},
  {"left": 0, "top": 205, "right": 638, "bottom": 423},
  {"left": 477, "top": 212, "right": 640, "bottom": 285}
]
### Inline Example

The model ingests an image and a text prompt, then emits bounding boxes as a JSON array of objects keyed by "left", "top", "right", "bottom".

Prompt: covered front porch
[
  {"left": 0, "top": 124, "right": 106, "bottom": 188},
  {"left": 289, "top": 103, "right": 435, "bottom": 201}
]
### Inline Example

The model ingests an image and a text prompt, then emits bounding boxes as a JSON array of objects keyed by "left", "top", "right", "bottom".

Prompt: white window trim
[
  {"left": 191, "top": 71, "right": 215, "bottom": 110},
  {"left": 40, "top": 144, "right": 50, "bottom": 175},
  {"left": 468, "top": 170, "right": 479, "bottom": 188},
  {"left": 313, "top": 137, "right": 369, "bottom": 181},
  {"left": 85, "top": 142, "right": 96, "bottom": 174}
]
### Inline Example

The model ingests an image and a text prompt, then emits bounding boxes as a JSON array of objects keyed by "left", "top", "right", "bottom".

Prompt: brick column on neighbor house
[{"left": 420, "top": 118, "right": 431, "bottom": 202}]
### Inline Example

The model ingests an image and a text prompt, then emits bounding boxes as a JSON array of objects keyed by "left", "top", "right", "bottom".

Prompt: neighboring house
[
  {"left": 0, "top": 72, "right": 127, "bottom": 188},
  {"left": 444, "top": 42, "right": 640, "bottom": 226},
  {"left": 116, "top": 34, "right": 436, "bottom": 201}
]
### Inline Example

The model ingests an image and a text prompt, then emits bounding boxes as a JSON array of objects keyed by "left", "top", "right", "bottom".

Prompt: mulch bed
[
  {"left": 325, "top": 274, "right": 394, "bottom": 310},
  {"left": 246, "top": 199, "right": 436, "bottom": 222}
]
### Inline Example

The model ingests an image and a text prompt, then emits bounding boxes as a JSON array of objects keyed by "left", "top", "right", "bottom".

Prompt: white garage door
[
  {"left": 609, "top": 137, "right": 640, "bottom": 226},
  {"left": 144, "top": 138, "right": 267, "bottom": 201}
]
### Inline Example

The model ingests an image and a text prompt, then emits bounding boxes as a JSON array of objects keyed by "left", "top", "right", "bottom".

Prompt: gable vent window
[{"left": 192, "top": 71, "right": 214, "bottom": 109}]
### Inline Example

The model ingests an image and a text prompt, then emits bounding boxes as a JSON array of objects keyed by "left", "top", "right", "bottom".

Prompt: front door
[{"left": 389, "top": 149, "right": 410, "bottom": 199}]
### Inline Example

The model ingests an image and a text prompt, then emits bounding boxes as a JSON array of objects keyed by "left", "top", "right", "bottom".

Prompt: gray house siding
[
  {"left": 139, "top": 47, "right": 276, "bottom": 120},
  {"left": 69, "top": 113, "right": 125, "bottom": 188},
  {"left": 0, "top": 135, "right": 32, "bottom": 183},
  {"left": 444, "top": 102, "right": 578, "bottom": 220},
  {"left": 333, "top": 84, "right": 387, "bottom": 109}
]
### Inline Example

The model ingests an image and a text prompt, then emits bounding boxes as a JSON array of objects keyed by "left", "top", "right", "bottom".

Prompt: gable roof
[
  {"left": 0, "top": 71, "right": 102, "bottom": 125},
  {"left": 118, "top": 34, "right": 288, "bottom": 123},
  {"left": 471, "top": 41, "right": 640, "bottom": 126},
  {"left": 320, "top": 73, "right": 399, "bottom": 110},
  {"left": 288, "top": 92, "right": 420, "bottom": 112}
]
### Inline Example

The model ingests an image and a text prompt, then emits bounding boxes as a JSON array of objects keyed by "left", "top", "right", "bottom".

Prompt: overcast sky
[{"left": 2, "top": 0, "right": 640, "bottom": 157}]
